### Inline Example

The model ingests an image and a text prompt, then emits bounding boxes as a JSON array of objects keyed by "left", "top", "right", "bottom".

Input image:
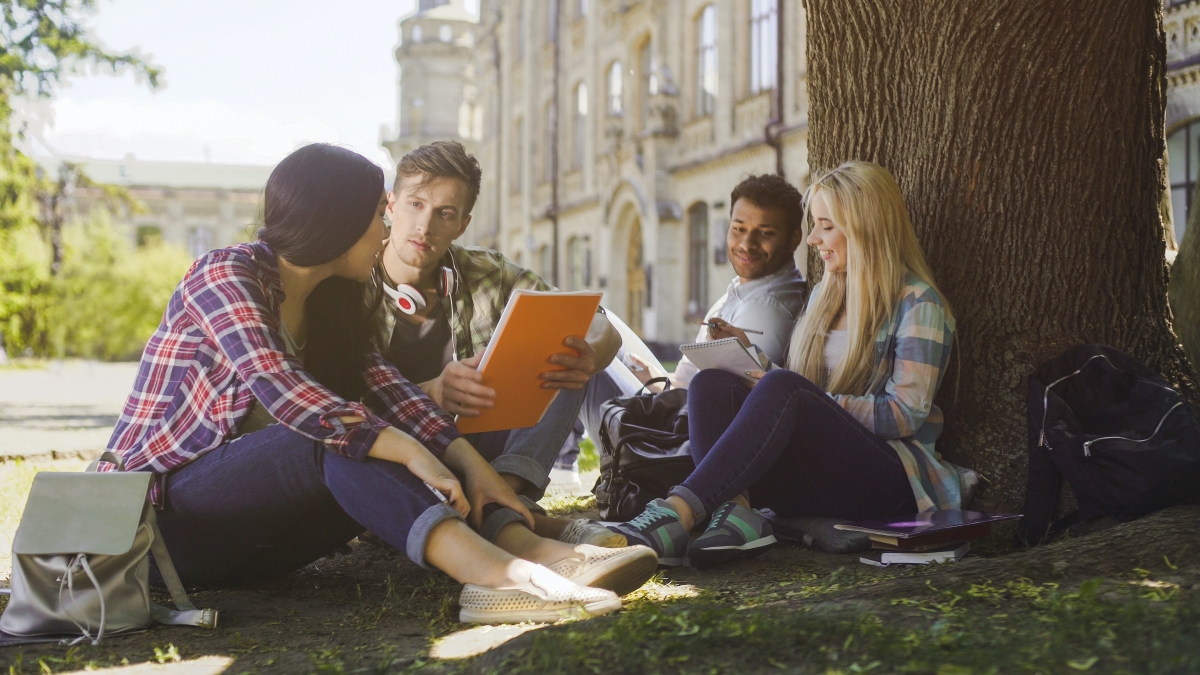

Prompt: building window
[
  {"left": 543, "top": 101, "right": 556, "bottom": 184},
  {"left": 608, "top": 61, "right": 624, "bottom": 116},
  {"left": 750, "top": 0, "right": 778, "bottom": 94},
  {"left": 514, "top": 0, "right": 525, "bottom": 61},
  {"left": 573, "top": 82, "right": 588, "bottom": 171},
  {"left": 577, "top": 0, "right": 588, "bottom": 19},
  {"left": 567, "top": 236, "right": 591, "bottom": 290},
  {"left": 546, "top": 0, "right": 557, "bottom": 43},
  {"left": 411, "top": 25, "right": 423, "bottom": 43},
  {"left": 687, "top": 203, "right": 709, "bottom": 316},
  {"left": 512, "top": 117, "right": 524, "bottom": 194},
  {"left": 188, "top": 226, "right": 215, "bottom": 259},
  {"left": 1169, "top": 121, "right": 1200, "bottom": 246},
  {"left": 695, "top": 5, "right": 718, "bottom": 117},
  {"left": 439, "top": 25, "right": 452, "bottom": 42},
  {"left": 537, "top": 243, "right": 551, "bottom": 280},
  {"left": 639, "top": 39, "right": 655, "bottom": 130},
  {"left": 136, "top": 225, "right": 162, "bottom": 247}
]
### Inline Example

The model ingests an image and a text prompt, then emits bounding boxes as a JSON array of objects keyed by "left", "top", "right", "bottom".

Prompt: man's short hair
[
  {"left": 395, "top": 141, "right": 483, "bottom": 216},
  {"left": 729, "top": 174, "right": 804, "bottom": 235}
]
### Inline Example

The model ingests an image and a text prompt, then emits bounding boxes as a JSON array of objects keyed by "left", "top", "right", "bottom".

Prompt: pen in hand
[{"left": 694, "top": 321, "right": 764, "bottom": 335}]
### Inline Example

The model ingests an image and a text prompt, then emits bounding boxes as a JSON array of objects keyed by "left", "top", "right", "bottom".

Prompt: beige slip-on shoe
[
  {"left": 458, "top": 564, "right": 621, "bottom": 625},
  {"left": 548, "top": 544, "right": 659, "bottom": 597},
  {"left": 558, "top": 518, "right": 628, "bottom": 548}
]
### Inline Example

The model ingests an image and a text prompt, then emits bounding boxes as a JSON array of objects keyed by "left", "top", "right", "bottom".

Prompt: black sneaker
[{"left": 687, "top": 501, "right": 777, "bottom": 570}]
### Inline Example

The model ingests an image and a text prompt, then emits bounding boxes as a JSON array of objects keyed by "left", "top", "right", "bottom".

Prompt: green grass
[{"left": 481, "top": 575, "right": 1200, "bottom": 675}]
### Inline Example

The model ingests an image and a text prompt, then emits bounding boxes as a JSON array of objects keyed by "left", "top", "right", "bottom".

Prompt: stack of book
[{"left": 834, "top": 510, "right": 1021, "bottom": 566}]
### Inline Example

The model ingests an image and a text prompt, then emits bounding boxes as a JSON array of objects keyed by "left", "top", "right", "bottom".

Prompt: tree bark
[
  {"left": 1171, "top": 195, "right": 1200, "bottom": 369},
  {"left": 805, "top": 0, "right": 1198, "bottom": 511}
]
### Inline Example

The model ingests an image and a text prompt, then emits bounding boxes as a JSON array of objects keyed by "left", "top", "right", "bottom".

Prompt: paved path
[{"left": 0, "top": 361, "right": 137, "bottom": 460}]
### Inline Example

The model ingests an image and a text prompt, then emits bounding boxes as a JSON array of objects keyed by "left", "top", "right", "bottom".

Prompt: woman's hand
[
  {"left": 403, "top": 446, "right": 471, "bottom": 518},
  {"left": 707, "top": 318, "right": 752, "bottom": 348},
  {"left": 443, "top": 439, "right": 535, "bottom": 530},
  {"left": 744, "top": 370, "right": 766, "bottom": 388}
]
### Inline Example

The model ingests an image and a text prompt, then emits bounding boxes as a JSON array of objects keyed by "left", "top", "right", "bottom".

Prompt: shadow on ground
[{"left": 2, "top": 501, "right": 1198, "bottom": 674}]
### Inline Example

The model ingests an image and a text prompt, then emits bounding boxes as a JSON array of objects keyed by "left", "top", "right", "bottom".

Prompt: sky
[{"left": 14, "top": 0, "right": 479, "bottom": 168}]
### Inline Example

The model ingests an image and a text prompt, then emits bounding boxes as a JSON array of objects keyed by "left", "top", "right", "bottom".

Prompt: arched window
[
  {"left": 542, "top": 101, "right": 556, "bottom": 184},
  {"left": 512, "top": 116, "right": 524, "bottom": 194},
  {"left": 188, "top": 226, "right": 215, "bottom": 259},
  {"left": 695, "top": 5, "right": 718, "bottom": 117},
  {"left": 514, "top": 0, "right": 525, "bottom": 61},
  {"left": 750, "top": 0, "right": 778, "bottom": 94},
  {"left": 537, "top": 244, "right": 551, "bottom": 280},
  {"left": 573, "top": 82, "right": 588, "bottom": 170},
  {"left": 608, "top": 61, "right": 624, "bottom": 116},
  {"left": 411, "top": 25, "right": 423, "bottom": 43},
  {"left": 687, "top": 202, "right": 709, "bottom": 316},
  {"left": 1168, "top": 120, "right": 1200, "bottom": 245},
  {"left": 639, "top": 39, "right": 655, "bottom": 130},
  {"left": 567, "top": 236, "right": 591, "bottom": 290},
  {"left": 439, "top": 25, "right": 452, "bottom": 42}
]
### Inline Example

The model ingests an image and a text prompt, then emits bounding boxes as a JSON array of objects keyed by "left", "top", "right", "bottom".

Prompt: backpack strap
[{"left": 145, "top": 508, "right": 218, "bottom": 629}]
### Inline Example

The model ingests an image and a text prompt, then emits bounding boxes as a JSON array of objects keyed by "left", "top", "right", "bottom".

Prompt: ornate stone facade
[
  {"left": 1165, "top": 0, "right": 1200, "bottom": 247},
  {"left": 384, "top": 0, "right": 810, "bottom": 345}
]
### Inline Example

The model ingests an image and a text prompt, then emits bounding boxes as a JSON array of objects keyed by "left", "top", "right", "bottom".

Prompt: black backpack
[
  {"left": 592, "top": 379, "right": 696, "bottom": 521},
  {"left": 1018, "top": 344, "right": 1200, "bottom": 545}
]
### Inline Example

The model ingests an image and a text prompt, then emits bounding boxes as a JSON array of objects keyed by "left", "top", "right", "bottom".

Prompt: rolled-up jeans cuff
[
  {"left": 668, "top": 485, "right": 707, "bottom": 524},
  {"left": 479, "top": 506, "right": 529, "bottom": 543},
  {"left": 406, "top": 502, "right": 464, "bottom": 570},
  {"left": 491, "top": 455, "right": 551, "bottom": 499}
]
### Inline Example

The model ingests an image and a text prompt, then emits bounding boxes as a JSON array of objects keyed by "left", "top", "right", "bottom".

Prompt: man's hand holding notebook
[{"left": 453, "top": 290, "right": 603, "bottom": 434}]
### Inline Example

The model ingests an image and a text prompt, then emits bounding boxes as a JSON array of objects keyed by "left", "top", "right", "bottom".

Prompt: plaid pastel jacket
[
  {"left": 107, "top": 241, "right": 461, "bottom": 506},
  {"left": 375, "top": 244, "right": 552, "bottom": 361},
  {"left": 822, "top": 272, "right": 960, "bottom": 512}
]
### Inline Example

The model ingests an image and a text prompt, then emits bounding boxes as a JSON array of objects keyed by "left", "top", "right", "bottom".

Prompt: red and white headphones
[{"left": 382, "top": 266, "right": 457, "bottom": 315}]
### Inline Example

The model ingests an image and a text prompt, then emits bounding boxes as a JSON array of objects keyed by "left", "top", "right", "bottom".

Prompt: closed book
[
  {"left": 456, "top": 290, "right": 602, "bottom": 434},
  {"left": 870, "top": 538, "right": 972, "bottom": 552},
  {"left": 880, "top": 542, "right": 970, "bottom": 565},
  {"left": 865, "top": 522, "right": 991, "bottom": 549}
]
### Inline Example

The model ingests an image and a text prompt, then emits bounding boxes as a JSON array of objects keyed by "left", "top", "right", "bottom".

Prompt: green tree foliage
[{"left": 0, "top": 0, "right": 171, "bottom": 360}]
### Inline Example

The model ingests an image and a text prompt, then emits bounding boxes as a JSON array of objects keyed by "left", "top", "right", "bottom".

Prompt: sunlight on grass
[
  {"left": 0, "top": 458, "right": 90, "bottom": 581},
  {"left": 537, "top": 493, "right": 596, "bottom": 515},
  {"left": 430, "top": 623, "right": 547, "bottom": 660},
  {"left": 623, "top": 572, "right": 701, "bottom": 606}
]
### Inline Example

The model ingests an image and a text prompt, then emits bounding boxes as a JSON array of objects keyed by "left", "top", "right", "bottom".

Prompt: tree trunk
[
  {"left": 805, "top": 0, "right": 1198, "bottom": 511},
  {"left": 1171, "top": 194, "right": 1200, "bottom": 369}
]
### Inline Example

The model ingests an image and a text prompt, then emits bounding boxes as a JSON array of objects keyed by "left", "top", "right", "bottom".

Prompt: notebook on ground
[
  {"left": 679, "top": 337, "right": 769, "bottom": 384},
  {"left": 455, "top": 289, "right": 602, "bottom": 434},
  {"left": 834, "top": 510, "right": 1020, "bottom": 545}
]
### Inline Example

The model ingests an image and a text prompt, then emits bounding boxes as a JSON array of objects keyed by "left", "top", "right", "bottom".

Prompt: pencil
[{"left": 694, "top": 321, "right": 765, "bottom": 335}]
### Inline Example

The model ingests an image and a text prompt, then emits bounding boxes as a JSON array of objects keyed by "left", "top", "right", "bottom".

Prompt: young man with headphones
[{"left": 374, "top": 141, "right": 625, "bottom": 549}]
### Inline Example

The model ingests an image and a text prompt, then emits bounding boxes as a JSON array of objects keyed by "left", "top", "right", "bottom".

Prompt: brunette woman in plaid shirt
[
  {"left": 106, "top": 144, "right": 655, "bottom": 624},
  {"left": 613, "top": 162, "right": 963, "bottom": 570}
]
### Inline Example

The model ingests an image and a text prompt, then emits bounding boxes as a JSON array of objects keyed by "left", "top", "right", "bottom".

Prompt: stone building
[
  {"left": 46, "top": 155, "right": 270, "bottom": 258},
  {"left": 383, "top": 0, "right": 811, "bottom": 345},
  {"left": 1165, "top": 0, "right": 1200, "bottom": 249}
]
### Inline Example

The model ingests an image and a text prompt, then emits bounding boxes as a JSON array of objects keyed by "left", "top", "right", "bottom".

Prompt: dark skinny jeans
[
  {"left": 669, "top": 369, "right": 917, "bottom": 524},
  {"left": 153, "top": 424, "right": 461, "bottom": 588}
]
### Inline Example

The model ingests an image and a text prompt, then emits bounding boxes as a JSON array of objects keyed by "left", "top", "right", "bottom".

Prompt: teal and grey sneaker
[
  {"left": 687, "top": 502, "right": 777, "bottom": 570},
  {"left": 608, "top": 499, "right": 690, "bottom": 566}
]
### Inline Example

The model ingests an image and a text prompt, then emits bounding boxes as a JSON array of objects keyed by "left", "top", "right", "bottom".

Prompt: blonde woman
[{"left": 612, "top": 161, "right": 960, "bottom": 569}]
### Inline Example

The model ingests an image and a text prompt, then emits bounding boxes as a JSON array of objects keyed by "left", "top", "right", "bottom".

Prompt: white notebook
[{"left": 679, "top": 337, "right": 769, "bottom": 384}]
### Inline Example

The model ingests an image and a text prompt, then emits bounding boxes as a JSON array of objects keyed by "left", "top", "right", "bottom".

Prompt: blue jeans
[
  {"left": 668, "top": 369, "right": 917, "bottom": 523},
  {"left": 155, "top": 424, "right": 462, "bottom": 587}
]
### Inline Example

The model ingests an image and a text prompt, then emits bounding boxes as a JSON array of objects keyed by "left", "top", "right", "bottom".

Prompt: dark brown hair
[
  {"left": 260, "top": 143, "right": 384, "bottom": 401},
  {"left": 395, "top": 140, "right": 483, "bottom": 215},
  {"left": 729, "top": 174, "right": 805, "bottom": 235}
]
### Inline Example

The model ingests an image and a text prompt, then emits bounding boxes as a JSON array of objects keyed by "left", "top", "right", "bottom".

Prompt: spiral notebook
[{"left": 679, "top": 337, "right": 770, "bottom": 384}]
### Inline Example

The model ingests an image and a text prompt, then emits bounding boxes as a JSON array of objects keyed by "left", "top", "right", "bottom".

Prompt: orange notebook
[{"left": 455, "top": 289, "right": 603, "bottom": 434}]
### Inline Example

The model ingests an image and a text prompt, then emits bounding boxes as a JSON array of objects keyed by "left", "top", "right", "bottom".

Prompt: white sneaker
[
  {"left": 559, "top": 518, "right": 628, "bottom": 548},
  {"left": 548, "top": 467, "right": 584, "bottom": 492},
  {"left": 548, "top": 544, "right": 659, "bottom": 597},
  {"left": 458, "top": 564, "right": 621, "bottom": 624}
]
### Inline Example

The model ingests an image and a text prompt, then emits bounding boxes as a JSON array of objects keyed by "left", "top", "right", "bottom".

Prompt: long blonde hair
[{"left": 786, "top": 161, "right": 950, "bottom": 394}]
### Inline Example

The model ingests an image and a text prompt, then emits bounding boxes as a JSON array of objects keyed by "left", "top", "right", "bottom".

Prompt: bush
[{"left": 0, "top": 212, "right": 192, "bottom": 361}]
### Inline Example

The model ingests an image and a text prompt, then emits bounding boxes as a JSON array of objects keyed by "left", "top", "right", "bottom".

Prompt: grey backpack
[{"left": 0, "top": 453, "right": 217, "bottom": 645}]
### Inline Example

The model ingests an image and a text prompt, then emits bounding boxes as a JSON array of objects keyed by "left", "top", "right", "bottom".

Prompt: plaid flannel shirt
[
  {"left": 375, "top": 244, "right": 552, "bottom": 361},
  {"left": 107, "top": 241, "right": 461, "bottom": 506},
  {"left": 814, "top": 272, "right": 961, "bottom": 512}
]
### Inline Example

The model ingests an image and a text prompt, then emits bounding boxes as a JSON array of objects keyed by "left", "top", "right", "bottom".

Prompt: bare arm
[{"left": 586, "top": 311, "right": 622, "bottom": 371}]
